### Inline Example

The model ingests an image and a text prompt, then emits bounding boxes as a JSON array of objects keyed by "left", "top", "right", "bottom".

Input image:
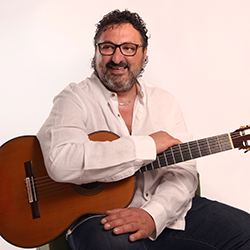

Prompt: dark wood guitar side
[{"left": 0, "top": 131, "right": 135, "bottom": 248}]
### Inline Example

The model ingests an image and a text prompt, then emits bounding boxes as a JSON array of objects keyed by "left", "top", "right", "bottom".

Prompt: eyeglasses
[{"left": 97, "top": 42, "right": 143, "bottom": 56}]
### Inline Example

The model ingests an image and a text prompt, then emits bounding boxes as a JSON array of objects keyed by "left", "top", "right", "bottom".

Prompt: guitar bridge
[
  {"left": 24, "top": 161, "right": 41, "bottom": 219},
  {"left": 25, "top": 177, "right": 34, "bottom": 203}
]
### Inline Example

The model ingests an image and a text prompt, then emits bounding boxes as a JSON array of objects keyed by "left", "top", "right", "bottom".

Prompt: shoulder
[
  {"left": 56, "top": 73, "right": 102, "bottom": 100},
  {"left": 138, "top": 79, "right": 177, "bottom": 104}
]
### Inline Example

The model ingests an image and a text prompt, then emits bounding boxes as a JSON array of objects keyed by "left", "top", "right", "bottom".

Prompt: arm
[
  {"left": 101, "top": 99, "right": 198, "bottom": 241},
  {"left": 141, "top": 99, "right": 198, "bottom": 239},
  {"left": 37, "top": 83, "right": 156, "bottom": 184},
  {"left": 101, "top": 130, "right": 186, "bottom": 242}
]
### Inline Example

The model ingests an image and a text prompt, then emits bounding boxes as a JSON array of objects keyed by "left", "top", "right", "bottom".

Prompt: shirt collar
[{"left": 136, "top": 79, "right": 145, "bottom": 105}]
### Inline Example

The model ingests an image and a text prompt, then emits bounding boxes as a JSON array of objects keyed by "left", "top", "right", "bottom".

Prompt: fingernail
[{"left": 101, "top": 218, "right": 107, "bottom": 224}]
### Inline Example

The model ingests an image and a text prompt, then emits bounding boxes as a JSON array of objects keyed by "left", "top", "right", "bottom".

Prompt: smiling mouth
[
  {"left": 110, "top": 66, "right": 127, "bottom": 71},
  {"left": 109, "top": 67, "right": 128, "bottom": 75},
  {"left": 107, "top": 62, "right": 128, "bottom": 73}
]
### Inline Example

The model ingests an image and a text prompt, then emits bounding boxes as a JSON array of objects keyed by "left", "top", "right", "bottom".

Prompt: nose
[{"left": 111, "top": 47, "right": 125, "bottom": 64}]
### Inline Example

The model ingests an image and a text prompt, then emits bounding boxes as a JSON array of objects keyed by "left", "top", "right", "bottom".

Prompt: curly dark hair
[
  {"left": 93, "top": 9, "right": 149, "bottom": 49},
  {"left": 91, "top": 9, "right": 149, "bottom": 75}
]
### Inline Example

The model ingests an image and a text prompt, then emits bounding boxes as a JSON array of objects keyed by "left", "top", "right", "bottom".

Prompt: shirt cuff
[
  {"left": 131, "top": 135, "right": 156, "bottom": 163},
  {"left": 141, "top": 200, "right": 185, "bottom": 240}
]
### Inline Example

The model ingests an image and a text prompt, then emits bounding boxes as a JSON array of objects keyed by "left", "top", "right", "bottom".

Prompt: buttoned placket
[
  {"left": 108, "top": 92, "right": 130, "bottom": 136},
  {"left": 130, "top": 91, "right": 151, "bottom": 201},
  {"left": 108, "top": 89, "right": 151, "bottom": 201}
]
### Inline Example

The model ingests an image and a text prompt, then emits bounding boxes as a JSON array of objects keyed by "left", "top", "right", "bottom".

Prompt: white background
[{"left": 1, "top": 1, "right": 250, "bottom": 249}]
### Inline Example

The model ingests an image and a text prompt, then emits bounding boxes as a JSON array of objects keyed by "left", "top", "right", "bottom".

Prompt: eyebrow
[{"left": 98, "top": 40, "right": 139, "bottom": 45}]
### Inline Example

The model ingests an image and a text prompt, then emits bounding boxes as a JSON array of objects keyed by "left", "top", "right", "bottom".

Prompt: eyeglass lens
[{"left": 99, "top": 43, "right": 138, "bottom": 56}]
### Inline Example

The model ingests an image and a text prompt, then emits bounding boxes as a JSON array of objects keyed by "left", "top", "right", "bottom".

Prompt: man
[{"left": 37, "top": 10, "right": 250, "bottom": 249}]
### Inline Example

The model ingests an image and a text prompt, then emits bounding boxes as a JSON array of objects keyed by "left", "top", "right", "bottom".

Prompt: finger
[
  {"left": 129, "top": 230, "right": 145, "bottom": 242},
  {"left": 102, "top": 209, "right": 137, "bottom": 231},
  {"left": 103, "top": 216, "right": 127, "bottom": 230},
  {"left": 101, "top": 208, "right": 129, "bottom": 225},
  {"left": 105, "top": 208, "right": 123, "bottom": 215},
  {"left": 113, "top": 222, "right": 138, "bottom": 235},
  {"left": 101, "top": 213, "right": 120, "bottom": 225}
]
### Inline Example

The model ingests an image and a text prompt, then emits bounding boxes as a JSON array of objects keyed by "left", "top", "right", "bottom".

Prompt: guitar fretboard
[{"left": 137, "top": 133, "right": 234, "bottom": 173}]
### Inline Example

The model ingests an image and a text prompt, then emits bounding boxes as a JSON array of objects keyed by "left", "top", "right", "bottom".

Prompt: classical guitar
[{"left": 0, "top": 127, "right": 250, "bottom": 248}]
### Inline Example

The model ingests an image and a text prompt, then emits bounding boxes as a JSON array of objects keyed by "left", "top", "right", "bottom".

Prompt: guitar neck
[{"left": 137, "top": 132, "right": 235, "bottom": 173}]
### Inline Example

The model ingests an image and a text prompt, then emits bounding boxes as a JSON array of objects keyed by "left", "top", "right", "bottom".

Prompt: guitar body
[
  {"left": 0, "top": 132, "right": 135, "bottom": 248},
  {"left": 1, "top": 126, "right": 250, "bottom": 248}
]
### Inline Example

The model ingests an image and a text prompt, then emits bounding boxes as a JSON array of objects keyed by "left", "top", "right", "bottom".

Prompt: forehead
[{"left": 98, "top": 23, "right": 142, "bottom": 44}]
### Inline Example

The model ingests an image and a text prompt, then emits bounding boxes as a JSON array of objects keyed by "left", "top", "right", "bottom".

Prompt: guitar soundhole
[{"left": 71, "top": 182, "right": 107, "bottom": 196}]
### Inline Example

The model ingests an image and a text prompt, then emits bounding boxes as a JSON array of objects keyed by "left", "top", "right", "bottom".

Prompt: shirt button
[
  {"left": 118, "top": 114, "right": 121, "bottom": 117},
  {"left": 111, "top": 93, "right": 116, "bottom": 97},
  {"left": 146, "top": 193, "right": 149, "bottom": 197}
]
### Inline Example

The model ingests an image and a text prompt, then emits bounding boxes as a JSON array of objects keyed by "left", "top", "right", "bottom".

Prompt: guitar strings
[
  {"left": 32, "top": 177, "right": 72, "bottom": 197},
  {"left": 36, "top": 133, "right": 243, "bottom": 186},
  {"left": 4, "top": 132, "right": 245, "bottom": 201},
  {"left": 155, "top": 136, "right": 232, "bottom": 168},
  {"left": 142, "top": 132, "right": 248, "bottom": 171}
]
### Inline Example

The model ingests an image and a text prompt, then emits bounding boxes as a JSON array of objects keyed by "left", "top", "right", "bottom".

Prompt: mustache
[{"left": 105, "top": 61, "right": 129, "bottom": 69}]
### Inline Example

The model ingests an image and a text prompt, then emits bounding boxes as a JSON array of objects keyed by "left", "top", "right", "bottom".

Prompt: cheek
[
  {"left": 128, "top": 58, "right": 142, "bottom": 68},
  {"left": 95, "top": 53, "right": 110, "bottom": 67}
]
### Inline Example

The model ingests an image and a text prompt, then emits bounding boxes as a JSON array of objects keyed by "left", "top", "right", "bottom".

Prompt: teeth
[
  {"left": 110, "top": 66, "right": 126, "bottom": 70},
  {"left": 113, "top": 67, "right": 124, "bottom": 70}
]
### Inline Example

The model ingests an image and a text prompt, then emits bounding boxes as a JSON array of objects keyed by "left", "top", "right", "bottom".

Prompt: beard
[{"left": 93, "top": 58, "right": 145, "bottom": 93}]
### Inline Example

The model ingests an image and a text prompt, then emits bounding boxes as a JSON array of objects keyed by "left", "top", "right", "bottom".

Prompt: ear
[{"left": 143, "top": 47, "right": 148, "bottom": 65}]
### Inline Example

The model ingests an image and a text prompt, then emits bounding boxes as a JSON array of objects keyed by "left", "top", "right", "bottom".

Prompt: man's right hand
[{"left": 149, "top": 131, "right": 181, "bottom": 154}]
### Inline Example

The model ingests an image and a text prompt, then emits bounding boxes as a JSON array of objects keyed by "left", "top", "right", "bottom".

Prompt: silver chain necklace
[{"left": 118, "top": 92, "right": 137, "bottom": 106}]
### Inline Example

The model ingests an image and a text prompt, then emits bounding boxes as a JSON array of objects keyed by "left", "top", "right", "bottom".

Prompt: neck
[{"left": 117, "top": 84, "right": 137, "bottom": 104}]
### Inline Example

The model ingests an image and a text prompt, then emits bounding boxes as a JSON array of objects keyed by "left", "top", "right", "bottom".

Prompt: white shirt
[{"left": 37, "top": 73, "right": 198, "bottom": 240}]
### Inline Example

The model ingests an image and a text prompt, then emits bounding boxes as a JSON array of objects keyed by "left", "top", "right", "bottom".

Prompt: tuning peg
[
  {"left": 244, "top": 148, "right": 250, "bottom": 153},
  {"left": 240, "top": 125, "right": 249, "bottom": 130}
]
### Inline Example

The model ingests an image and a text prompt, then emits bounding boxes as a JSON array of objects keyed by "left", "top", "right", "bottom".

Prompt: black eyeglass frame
[{"left": 97, "top": 42, "right": 144, "bottom": 56}]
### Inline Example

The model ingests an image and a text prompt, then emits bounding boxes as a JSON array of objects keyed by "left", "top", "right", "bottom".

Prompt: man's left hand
[{"left": 101, "top": 207, "right": 155, "bottom": 242}]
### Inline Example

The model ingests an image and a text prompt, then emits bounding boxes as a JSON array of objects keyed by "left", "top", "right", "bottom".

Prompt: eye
[
  {"left": 101, "top": 43, "right": 115, "bottom": 51},
  {"left": 122, "top": 44, "right": 136, "bottom": 52}
]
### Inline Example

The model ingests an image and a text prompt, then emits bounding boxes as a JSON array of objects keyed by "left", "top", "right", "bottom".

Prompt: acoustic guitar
[{"left": 0, "top": 127, "right": 249, "bottom": 248}]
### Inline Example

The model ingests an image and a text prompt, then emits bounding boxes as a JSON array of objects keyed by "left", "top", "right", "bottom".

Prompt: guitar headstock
[{"left": 231, "top": 125, "right": 250, "bottom": 153}]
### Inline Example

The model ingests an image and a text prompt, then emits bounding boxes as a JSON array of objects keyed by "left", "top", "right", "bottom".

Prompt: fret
[
  {"left": 152, "top": 159, "right": 159, "bottom": 169},
  {"left": 170, "top": 147, "right": 176, "bottom": 164},
  {"left": 178, "top": 144, "right": 184, "bottom": 161},
  {"left": 207, "top": 136, "right": 221, "bottom": 154},
  {"left": 158, "top": 153, "right": 167, "bottom": 168},
  {"left": 165, "top": 148, "right": 175, "bottom": 165},
  {"left": 163, "top": 151, "right": 168, "bottom": 166},
  {"left": 157, "top": 155, "right": 161, "bottom": 168},
  {"left": 172, "top": 145, "right": 183, "bottom": 163},
  {"left": 137, "top": 130, "right": 239, "bottom": 175},
  {"left": 198, "top": 138, "right": 210, "bottom": 156},
  {"left": 187, "top": 142, "right": 193, "bottom": 160},
  {"left": 196, "top": 140, "right": 202, "bottom": 157},
  {"left": 206, "top": 138, "right": 212, "bottom": 154},
  {"left": 217, "top": 134, "right": 232, "bottom": 151},
  {"left": 189, "top": 141, "right": 201, "bottom": 159},
  {"left": 217, "top": 135, "right": 223, "bottom": 152},
  {"left": 180, "top": 143, "right": 192, "bottom": 161}
]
